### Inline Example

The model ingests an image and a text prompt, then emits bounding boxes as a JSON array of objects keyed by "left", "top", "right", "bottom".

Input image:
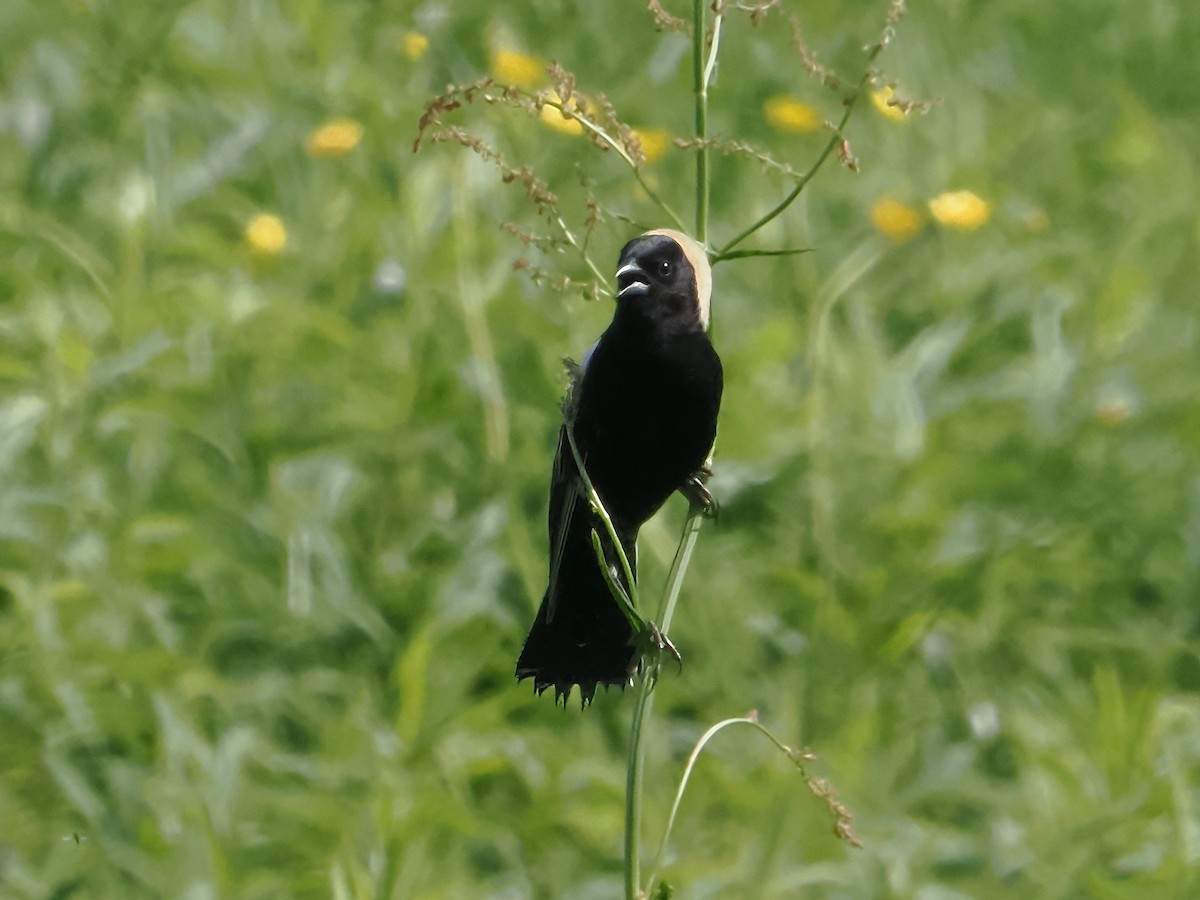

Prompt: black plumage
[{"left": 516, "top": 230, "right": 723, "bottom": 705}]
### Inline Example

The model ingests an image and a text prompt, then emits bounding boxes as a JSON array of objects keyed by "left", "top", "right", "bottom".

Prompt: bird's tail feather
[{"left": 515, "top": 521, "right": 638, "bottom": 706}]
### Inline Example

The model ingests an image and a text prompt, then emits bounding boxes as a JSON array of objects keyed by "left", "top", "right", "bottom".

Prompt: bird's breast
[{"left": 572, "top": 331, "right": 721, "bottom": 526}]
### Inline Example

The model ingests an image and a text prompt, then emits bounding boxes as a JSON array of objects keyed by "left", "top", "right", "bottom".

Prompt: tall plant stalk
[
  {"left": 692, "top": 0, "right": 710, "bottom": 246},
  {"left": 624, "top": 2, "right": 716, "bottom": 895}
]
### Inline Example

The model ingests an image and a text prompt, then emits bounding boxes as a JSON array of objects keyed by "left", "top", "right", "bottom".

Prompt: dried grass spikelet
[
  {"left": 673, "top": 136, "right": 801, "bottom": 178},
  {"left": 646, "top": 0, "right": 689, "bottom": 33}
]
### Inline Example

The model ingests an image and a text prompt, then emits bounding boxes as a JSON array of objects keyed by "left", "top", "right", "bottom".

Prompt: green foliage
[{"left": 1, "top": 0, "right": 1198, "bottom": 897}]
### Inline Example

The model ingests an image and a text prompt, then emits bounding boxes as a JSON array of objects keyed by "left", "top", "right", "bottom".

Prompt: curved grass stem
[
  {"left": 624, "top": 502, "right": 709, "bottom": 900},
  {"left": 540, "top": 100, "right": 688, "bottom": 234},
  {"left": 564, "top": 420, "right": 642, "bottom": 630},
  {"left": 715, "top": 55, "right": 882, "bottom": 260},
  {"left": 624, "top": 670, "right": 655, "bottom": 898},
  {"left": 642, "top": 716, "right": 809, "bottom": 895}
]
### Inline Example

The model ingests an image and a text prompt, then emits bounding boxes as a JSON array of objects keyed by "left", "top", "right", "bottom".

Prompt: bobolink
[{"left": 516, "top": 230, "right": 723, "bottom": 705}]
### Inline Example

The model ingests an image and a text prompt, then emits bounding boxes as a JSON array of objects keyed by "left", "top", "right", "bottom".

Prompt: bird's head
[{"left": 614, "top": 229, "right": 712, "bottom": 332}]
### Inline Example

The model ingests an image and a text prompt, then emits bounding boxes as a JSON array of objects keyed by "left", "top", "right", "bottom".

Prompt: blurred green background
[{"left": 2, "top": 0, "right": 1199, "bottom": 897}]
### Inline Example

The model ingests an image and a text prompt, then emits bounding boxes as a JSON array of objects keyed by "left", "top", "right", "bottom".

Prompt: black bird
[{"left": 516, "top": 229, "right": 723, "bottom": 705}]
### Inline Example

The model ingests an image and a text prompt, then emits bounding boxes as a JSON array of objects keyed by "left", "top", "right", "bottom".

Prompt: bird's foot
[
  {"left": 679, "top": 466, "right": 719, "bottom": 520},
  {"left": 644, "top": 621, "right": 682, "bottom": 673},
  {"left": 626, "top": 623, "right": 682, "bottom": 689}
]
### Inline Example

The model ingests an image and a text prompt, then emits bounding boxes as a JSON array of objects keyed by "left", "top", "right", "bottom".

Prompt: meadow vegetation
[{"left": 1, "top": 0, "right": 1199, "bottom": 897}]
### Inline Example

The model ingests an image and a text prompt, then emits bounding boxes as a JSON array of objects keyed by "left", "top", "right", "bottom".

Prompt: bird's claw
[
  {"left": 645, "top": 621, "right": 683, "bottom": 672},
  {"left": 680, "top": 467, "right": 719, "bottom": 520}
]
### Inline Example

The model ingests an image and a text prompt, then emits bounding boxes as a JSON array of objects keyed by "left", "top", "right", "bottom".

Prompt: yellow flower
[
  {"left": 1094, "top": 397, "right": 1131, "bottom": 427},
  {"left": 490, "top": 49, "right": 544, "bottom": 88},
  {"left": 540, "top": 92, "right": 584, "bottom": 135},
  {"left": 305, "top": 118, "right": 364, "bottom": 159},
  {"left": 402, "top": 31, "right": 429, "bottom": 61},
  {"left": 928, "top": 190, "right": 991, "bottom": 231},
  {"left": 763, "top": 94, "right": 821, "bottom": 134},
  {"left": 632, "top": 128, "right": 671, "bottom": 164},
  {"left": 245, "top": 213, "right": 287, "bottom": 256},
  {"left": 870, "top": 197, "right": 923, "bottom": 243},
  {"left": 871, "top": 86, "right": 907, "bottom": 122}
]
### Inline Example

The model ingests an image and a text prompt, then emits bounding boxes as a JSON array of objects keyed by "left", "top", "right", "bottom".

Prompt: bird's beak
[{"left": 615, "top": 262, "right": 650, "bottom": 299}]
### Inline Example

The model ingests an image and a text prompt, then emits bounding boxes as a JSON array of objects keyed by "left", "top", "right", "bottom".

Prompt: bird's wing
[
  {"left": 579, "top": 338, "right": 600, "bottom": 375},
  {"left": 545, "top": 426, "right": 583, "bottom": 624}
]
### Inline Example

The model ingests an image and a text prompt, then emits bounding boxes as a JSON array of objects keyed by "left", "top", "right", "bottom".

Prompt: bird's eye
[{"left": 658, "top": 260, "right": 672, "bottom": 277}]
